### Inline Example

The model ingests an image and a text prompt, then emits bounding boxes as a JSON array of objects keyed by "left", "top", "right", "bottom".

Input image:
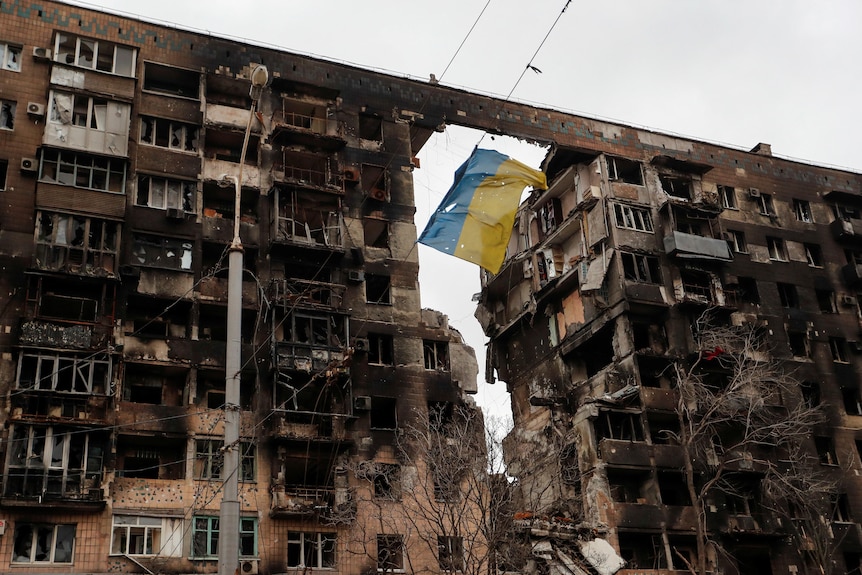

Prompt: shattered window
[
  {"left": 371, "top": 397, "right": 397, "bottom": 430},
  {"left": 438, "top": 536, "right": 464, "bottom": 572},
  {"left": 423, "top": 340, "right": 449, "bottom": 371},
  {"left": 367, "top": 333, "right": 394, "bottom": 365},
  {"left": 364, "top": 218, "right": 389, "bottom": 248},
  {"left": 805, "top": 243, "right": 823, "bottom": 267},
  {"left": 0, "top": 99, "right": 15, "bottom": 130},
  {"left": 287, "top": 532, "right": 337, "bottom": 568},
  {"left": 35, "top": 211, "right": 120, "bottom": 274},
  {"left": 49, "top": 91, "right": 127, "bottom": 135},
  {"left": 606, "top": 156, "right": 643, "bottom": 185},
  {"left": 359, "top": 113, "right": 382, "bottom": 141},
  {"left": 0, "top": 158, "right": 6, "bottom": 190},
  {"left": 621, "top": 252, "right": 661, "bottom": 284},
  {"left": 4, "top": 425, "right": 105, "bottom": 500},
  {"left": 137, "top": 175, "right": 195, "bottom": 212},
  {"left": 766, "top": 236, "right": 787, "bottom": 261},
  {"left": 12, "top": 523, "right": 76, "bottom": 564},
  {"left": 595, "top": 410, "right": 645, "bottom": 442},
  {"left": 40, "top": 149, "right": 126, "bottom": 193},
  {"left": 377, "top": 534, "right": 404, "bottom": 571},
  {"left": 144, "top": 63, "right": 200, "bottom": 98},
  {"left": 659, "top": 175, "right": 692, "bottom": 199},
  {"left": 192, "top": 516, "right": 219, "bottom": 559},
  {"left": 195, "top": 439, "right": 254, "bottom": 481},
  {"left": 0, "top": 43, "right": 21, "bottom": 71},
  {"left": 372, "top": 463, "right": 401, "bottom": 499},
  {"left": 139, "top": 116, "right": 199, "bottom": 152},
  {"left": 794, "top": 198, "right": 813, "bottom": 223},
  {"left": 54, "top": 33, "right": 136, "bottom": 76},
  {"left": 17, "top": 352, "right": 111, "bottom": 394},
  {"left": 758, "top": 193, "right": 776, "bottom": 216},
  {"left": 131, "top": 234, "right": 193, "bottom": 271},
  {"left": 366, "top": 274, "right": 391, "bottom": 305}
]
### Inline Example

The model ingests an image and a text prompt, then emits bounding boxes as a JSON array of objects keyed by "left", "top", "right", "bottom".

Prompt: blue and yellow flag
[{"left": 419, "top": 149, "right": 547, "bottom": 274}]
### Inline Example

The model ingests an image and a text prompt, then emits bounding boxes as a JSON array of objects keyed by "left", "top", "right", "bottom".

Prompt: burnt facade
[
  {"left": 476, "top": 137, "right": 862, "bottom": 570},
  {"left": 0, "top": 2, "right": 486, "bottom": 573}
]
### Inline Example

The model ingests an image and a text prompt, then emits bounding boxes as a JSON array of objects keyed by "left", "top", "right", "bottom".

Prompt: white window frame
[
  {"left": 0, "top": 42, "right": 21, "bottom": 72},
  {"left": 766, "top": 237, "right": 787, "bottom": 261},
  {"left": 794, "top": 199, "right": 813, "bottom": 223},
  {"left": 758, "top": 193, "right": 776, "bottom": 216},
  {"left": 131, "top": 234, "right": 193, "bottom": 271},
  {"left": 136, "top": 174, "right": 195, "bottom": 212},
  {"left": 40, "top": 149, "right": 126, "bottom": 193},
  {"left": 728, "top": 230, "right": 747, "bottom": 253},
  {"left": 614, "top": 203, "right": 654, "bottom": 232},
  {"left": 110, "top": 515, "right": 162, "bottom": 556},
  {"left": 718, "top": 185, "right": 736, "bottom": 209},
  {"left": 54, "top": 33, "right": 136, "bottom": 76},
  {"left": 16, "top": 351, "right": 112, "bottom": 394},
  {"left": 139, "top": 116, "right": 199, "bottom": 153},
  {"left": 287, "top": 531, "right": 337, "bottom": 568},
  {"left": 12, "top": 523, "right": 76, "bottom": 564}
]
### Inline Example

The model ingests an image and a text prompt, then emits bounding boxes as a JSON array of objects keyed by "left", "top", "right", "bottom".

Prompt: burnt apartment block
[{"left": 1, "top": 2, "right": 862, "bottom": 575}]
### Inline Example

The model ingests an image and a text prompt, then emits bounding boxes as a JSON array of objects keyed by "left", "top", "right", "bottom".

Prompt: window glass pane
[
  {"left": 77, "top": 39, "right": 95, "bottom": 68},
  {"left": 115, "top": 46, "right": 134, "bottom": 76}
]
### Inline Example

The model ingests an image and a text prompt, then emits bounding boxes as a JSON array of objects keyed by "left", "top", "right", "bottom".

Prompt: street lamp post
[{"left": 218, "top": 64, "right": 268, "bottom": 575}]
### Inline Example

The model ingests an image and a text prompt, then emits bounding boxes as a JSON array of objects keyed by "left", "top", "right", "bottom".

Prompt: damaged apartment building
[{"left": 476, "top": 137, "right": 862, "bottom": 571}]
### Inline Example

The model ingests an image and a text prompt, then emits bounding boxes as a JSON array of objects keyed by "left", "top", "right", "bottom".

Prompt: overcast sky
[{"left": 68, "top": 0, "right": 862, "bottom": 425}]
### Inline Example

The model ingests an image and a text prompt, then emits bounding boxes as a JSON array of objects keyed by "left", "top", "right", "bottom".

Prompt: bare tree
[{"left": 671, "top": 313, "right": 825, "bottom": 575}]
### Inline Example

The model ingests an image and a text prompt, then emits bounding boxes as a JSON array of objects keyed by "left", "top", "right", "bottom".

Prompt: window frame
[
  {"left": 139, "top": 116, "right": 199, "bottom": 153},
  {"left": 54, "top": 32, "right": 136, "bottom": 76},
  {"left": 757, "top": 193, "right": 776, "bottom": 216},
  {"left": 110, "top": 515, "right": 162, "bottom": 556},
  {"left": 805, "top": 243, "right": 823, "bottom": 267},
  {"left": 131, "top": 234, "right": 193, "bottom": 271},
  {"left": 136, "top": 174, "right": 196, "bottom": 213},
  {"left": 606, "top": 156, "right": 643, "bottom": 185},
  {"left": 0, "top": 42, "right": 21, "bottom": 72},
  {"left": 0, "top": 98, "right": 16, "bottom": 130},
  {"left": 727, "top": 230, "right": 747, "bottom": 254},
  {"left": 377, "top": 534, "right": 405, "bottom": 572},
  {"left": 793, "top": 198, "right": 813, "bottom": 223},
  {"left": 423, "top": 340, "right": 450, "bottom": 371},
  {"left": 438, "top": 535, "right": 465, "bottom": 572},
  {"left": 621, "top": 252, "right": 662, "bottom": 284},
  {"left": 0, "top": 158, "right": 7, "bottom": 190},
  {"left": 766, "top": 236, "right": 787, "bottom": 261},
  {"left": 613, "top": 203, "right": 654, "bottom": 232},
  {"left": 35, "top": 210, "right": 121, "bottom": 274},
  {"left": 718, "top": 185, "right": 736, "bottom": 209},
  {"left": 16, "top": 351, "right": 112, "bottom": 395},
  {"left": 830, "top": 337, "right": 849, "bottom": 363},
  {"left": 12, "top": 523, "right": 76, "bottom": 564},
  {"left": 287, "top": 531, "right": 337, "bottom": 569},
  {"left": 39, "top": 149, "right": 126, "bottom": 193},
  {"left": 367, "top": 333, "right": 394, "bottom": 365},
  {"left": 191, "top": 516, "right": 219, "bottom": 559}
]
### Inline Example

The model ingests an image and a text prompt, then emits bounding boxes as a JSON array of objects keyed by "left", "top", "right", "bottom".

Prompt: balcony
[
  {"left": 270, "top": 485, "right": 334, "bottom": 518},
  {"left": 20, "top": 320, "right": 111, "bottom": 351},
  {"left": 201, "top": 215, "right": 260, "bottom": 246},
  {"left": 271, "top": 278, "right": 346, "bottom": 310},
  {"left": 613, "top": 502, "right": 696, "bottom": 530},
  {"left": 831, "top": 218, "right": 862, "bottom": 242},
  {"left": 270, "top": 110, "right": 345, "bottom": 150},
  {"left": 641, "top": 387, "right": 679, "bottom": 411},
  {"left": 598, "top": 438, "right": 651, "bottom": 467},
  {"left": 11, "top": 391, "right": 110, "bottom": 423},
  {"left": 663, "top": 231, "right": 732, "bottom": 261},
  {"left": 270, "top": 414, "right": 349, "bottom": 442},
  {"left": 199, "top": 276, "right": 259, "bottom": 308},
  {"left": 202, "top": 156, "right": 263, "bottom": 190},
  {"left": 843, "top": 263, "right": 862, "bottom": 287},
  {"left": 275, "top": 342, "right": 346, "bottom": 372}
]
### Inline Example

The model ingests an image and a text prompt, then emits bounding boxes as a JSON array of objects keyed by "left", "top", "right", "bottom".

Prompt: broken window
[
  {"left": 1, "top": 42, "right": 21, "bottom": 71},
  {"left": 724, "top": 478, "right": 761, "bottom": 516},
  {"left": 274, "top": 186, "right": 343, "bottom": 246},
  {"left": 777, "top": 283, "right": 799, "bottom": 308},
  {"left": 143, "top": 62, "right": 199, "bottom": 98},
  {"left": 815, "top": 436, "right": 839, "bottom": 466},
  {"left": 5, "top": 425, "right": 105, "bottom": 500},
  {"left": 805, "top": 243, "right": 823, "bottom": 267},
  {"left": 364, "top": 218, "right": 389, "bottom": 248},
  {"left": 0, "top": 98, "right": 15, "bottom": 130},
  {"left": 758, "top": 193, "right": 776, "bottom": 216},
  {"left": 719, "top": 185, "right": 736, "bottom": 209},
  {"left": 122, "top": 363, "right": 185, "bottom": 405},
  {"left": 40, "top": 149, "right": 126, "bottom": 193},
  {"left": 377, "top": 534, "right": 404, "bottom": 571},
  {"left": 287, "top": 532, "right": 337, "bottom": 568},
  {"left": 800, "top": 381, "right": 821, "bottom": 408},
  {"left": 139, "top": 116, "right": 199, "bottom": 152},
  {"left": 277, "top": 149, "right": 331, "bottom": 186},
  {"left": 50, "top": 91, "right": 108, "bottom": 128},
  {"left": 832, "top": 493, "right": 853, "bottom": 523},
  {"left": 681, "top": 269, "right": 713, "bottom": 301},
  {"left": 361, "top": 163, "right": 388, "bottom": 200},
  {"left": 366, "top": 274, "right": 391, "bottom": 304},
  {"left": 0, "top": 158, "right": 7, "bottom": 190},
  {"left": 125, "top": 296, "right": 190, "bottom": 339},
  {"left": 595, "top": 410, "right": 645, "bottom": 442},
  {"left": 17, "top": 352, "right": 111, "bottom": 395},
  {"left": 788, "top": 332, "right": 810, "bottom": 358},
  {"left": 35, "top": 211, "right": 120, "bottom": 274},
  {"left": 737, "top": 276, "right": 760, "bottom": 304},
  {"left": 192, "top": 516, "right": 220, "bottom": 559},
  {"left": 606, "top": 156, "right": 643, "bottom": 185},
  {"left": 843, "top": 388, "right": 862, "bottom": 416},
  {"left": 766, "top": 236, "right": 787, "bottom": 261},
  {"left": 372, "top": 463, "right": 401, "bottom": 499},
  {"left": 281, "top": 310, "right": 346, "bottom": 348},
  {"left": 110, "top": 516, "right": 166, "bottom": 556},
  {"left": 793, "top": 198, "right": 813, "bottom": 223},
  {"left": 538, "top": 198, "right": 563, "bottom": 238},
  {"left": 727, "top": 230, "right": 747, "bottom": 253},
  {"left": 621, "top": 252, "right": 661, "bottom": 284},
  {"left": 614, "top": 203, "right": 653, "bottom": 232},
  {"left": 618, "top": 532, "right": 666, "bottom": 570},
  {"left": 12, "top": 523, "right": 76, "bottom": 564},
  {"left": 368, "top": 333, "right": 394, "bottom": 365},
  {"left": 131, "top": 234, "right": 193, "bottom": 270},
  {"left": 817, "top": 289, "right": 837, "bottom": 313},
  {"left": 660, "top": 175, "right": 692, "bottom": 199},
  {"left": 34, "top": 282, "right": 100, "bottom": 322},
  {"left": 607, "top": 468, "right": 650, "bottom": 503},
  {"left": 195, "top": 439, "right": 255, "bottom": 482},
  {"left": 836, "top": 203, "right": 862, "bottom": 221},
  {"left": 54, "top": 32, "right": 135, "bottom": 76},
  {"left": 581, "top": 324, "right": 615, "bottom": 377},
  {"left": 116, "top": 435, "right": 184, "bottom": 479},
  {"left": 423, "top": 340, "right": 450, "bottom": 371},
  {"left": 647, "top": 412, "right": 680, "bottom": 444},
  {"left": 359, "top": 113, "right": 383, "bottom": 141},
  {"left": 830, "top": 336, "right": 849, "bottom": 363},
  {"left": 438, "top": 536, "right": 464, "bottom": 572},
  {"left": 371, "top": 396, "right": 397, "bottom": 430},
  {"left": 638, "top": 356, "right": 675, "bottom": 388},
  {"left": 659, "top": 471, "right": 691, "bottom": 505},
  {"left": 137, "top": 175, "right": 195, "bottom": 212}
]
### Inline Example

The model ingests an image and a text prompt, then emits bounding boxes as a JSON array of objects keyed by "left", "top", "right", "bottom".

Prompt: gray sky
[{"left": 68, "top": 0, "right": 862, "bottom": 423}]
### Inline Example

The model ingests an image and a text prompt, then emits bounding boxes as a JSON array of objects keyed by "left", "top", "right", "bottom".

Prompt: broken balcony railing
[{"left": 271, "top": 278, "right": 346, "bottom": 310}]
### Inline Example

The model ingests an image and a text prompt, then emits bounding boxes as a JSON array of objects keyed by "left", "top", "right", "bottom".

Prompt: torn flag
[{"left": 418, "top": 149, "right": 547, "bottom": 274}]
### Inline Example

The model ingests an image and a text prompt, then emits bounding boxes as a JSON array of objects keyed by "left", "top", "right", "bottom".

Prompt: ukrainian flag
[{"left": 419, "top": 149, "right": 547, "bottom": 274}]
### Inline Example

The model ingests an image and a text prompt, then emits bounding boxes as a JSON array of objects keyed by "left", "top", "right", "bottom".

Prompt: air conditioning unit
[
  {"left": 348, "top": 270, "right": 365, "bottom": 283},
  {"left": 166, "top": 208, "right": 185, "bottom": 220},
  {"left": 20, "top": 157, "right": 37, "bottom": 173},
  {"left": 354, "top": 395, "right": 372, "bottom": 410},
  {"left": 369, "top": 187, "right": 388, "bottom": 202},
  {"left": 27, "top": 102, "right": 45, "bottom": 117},
  {"left": 32, "top": 46, "right": 51, "bottom": 60},
  {"left": 343, "top": 167, "right": 360, "bottom": 182},
  {"left": 748, "top": 187, "right": 761, "bottom": 198},
  {"left": 841, "top": 295, "right": 858, "bottom": 307},
  {"left": 354, "top": 337, "right": 369, "bottom": 352},
  {"left": 240, "top": 559, "right": 259, "bottom": 575}
]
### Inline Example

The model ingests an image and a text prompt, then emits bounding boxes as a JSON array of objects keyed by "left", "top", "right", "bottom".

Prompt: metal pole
[{"left": 218, "top": 64, "right": 267, "bottom": 575}]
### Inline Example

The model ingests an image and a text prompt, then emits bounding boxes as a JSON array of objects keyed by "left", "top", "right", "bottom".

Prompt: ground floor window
[{"left": 12, "top": 523, "right": 75, "bottom": 564}]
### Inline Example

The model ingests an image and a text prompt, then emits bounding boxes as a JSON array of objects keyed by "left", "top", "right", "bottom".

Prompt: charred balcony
[
  {"left": 270, "top": 97, "right": 345, "bottom": 151},
  {"left": 271, "top": 277, "right": 346, "bottom": 311},
  {"left": 33, "top": 211, "right": 121, "bottom": 278},
  {"left": 273, "top": 307, "right": 349, "bottom": 373},
  {"left": 201, "top": 180, "right": 261, "bottom": 246},
  {"left": 270, "top": 184, "right": 345, "bottom": 259},
  {"left": 272, "top": 149, "right": 343, "bottom": 193},
  {"left": 270, "top": 454, "right": 351, "bottom": 520},
  {"left": 271, "top": 369, "right": 351, "bottom": 442}
]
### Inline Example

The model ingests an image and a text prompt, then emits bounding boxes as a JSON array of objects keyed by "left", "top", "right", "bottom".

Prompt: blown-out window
[{"left": 55, "top": 33, "right": 135, "bottom": 76}]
